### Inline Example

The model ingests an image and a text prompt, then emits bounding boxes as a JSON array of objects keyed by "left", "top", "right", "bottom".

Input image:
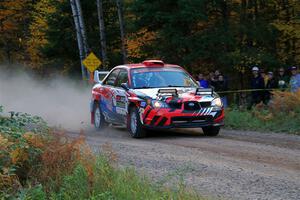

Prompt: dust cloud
[{"left": 0, "top": 68, "right": 93, "bottom": 131}]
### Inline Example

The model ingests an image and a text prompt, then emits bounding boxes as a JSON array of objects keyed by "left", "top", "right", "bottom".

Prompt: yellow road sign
[{"left": 83, "top": 52, "right": 102, "bottom": 72}]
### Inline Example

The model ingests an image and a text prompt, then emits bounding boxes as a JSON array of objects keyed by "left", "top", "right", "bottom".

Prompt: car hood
[{"left": 133, "top": 87, "right": 215, "bottom": 102}]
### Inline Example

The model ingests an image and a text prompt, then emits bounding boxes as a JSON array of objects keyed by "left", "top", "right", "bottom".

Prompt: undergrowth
[
  {"left": 0, "top": 106, "right": 204, "bottom": 200},
  {"left": 225, "top": 90, "right": 300, "bottom": 134}
]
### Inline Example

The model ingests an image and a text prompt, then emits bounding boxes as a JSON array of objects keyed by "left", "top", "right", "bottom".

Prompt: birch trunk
[
  {"left": 70, "top": 0, "right": 86, "bottom": 80},
  {"left": 97, "top": 0, "right": 108, "bottom": 69},
  {"left": 74, "top": 0, "right": 89, "bottom": 78},
  {"left": 74, "top": 0, "right": 88, "bottom": 56},
  {"left": 116, "top": 0, "right": 127, "bottom": 64}
]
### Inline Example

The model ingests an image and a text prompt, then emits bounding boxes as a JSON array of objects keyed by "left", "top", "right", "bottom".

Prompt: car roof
[{"left": 114, "top": 60, "right": 181, "bottom": 70}]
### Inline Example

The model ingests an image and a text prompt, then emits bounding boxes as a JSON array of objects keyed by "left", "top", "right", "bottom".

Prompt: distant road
[{"left": 69, "top": 127, "right": 300, "bottom": 200}]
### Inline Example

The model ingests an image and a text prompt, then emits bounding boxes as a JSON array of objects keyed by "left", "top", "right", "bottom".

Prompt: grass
[
  {"left": 225, "top": 106, "right": 300, "bottom": 134},
  {"left": 48, "top": 157, "right": 202, "bottom": 200},
  {"left": 225, "top": 91, "right": 300, "bottom": 135},
  {"left": 0, "top": 106, "right": 204, "bottom": 200}
]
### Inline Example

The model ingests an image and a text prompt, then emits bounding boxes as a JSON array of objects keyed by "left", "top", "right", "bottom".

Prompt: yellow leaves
[
  {"left": 23, "top": 132, "right": 44, "bottom": 148},
  {"left": 10, "top": 148, "right": 28, "bottom": 165},
  {"left": 0, "top": 134, "right": 11, "bottom": 149},
  {"left": 0, "top": 173, "right": 21, "bottom": 191},
  {"left": 127, "top": 28, "right": 157, "bottom": 59},
  {"left": 26, "top": 0, "right": 56, "bottom": 68}
]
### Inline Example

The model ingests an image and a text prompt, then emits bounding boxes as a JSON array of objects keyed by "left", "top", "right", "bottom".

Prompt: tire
[
  {"left": 94, "top": 103, "right": 107, "bottom": 130},
  {"left": 128, "top": 107, "right": 146, "bottom": 138},
  {"left": 202, "top": 126, "right": 220, "bottom": 137}
]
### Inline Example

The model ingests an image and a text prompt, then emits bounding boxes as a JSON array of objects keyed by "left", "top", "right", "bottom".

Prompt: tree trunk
[
  {"left": 74, "top": 0, "right": 88, "bottom": 55},
  {"left": 70, "top": 0, "right": 86, "bottom": 80},
  {"left": 74, "top": 0, "right": 89, "bottom": 78},
  {"left": 116, "top": 0, "right": 127, "bottom": 64},
  {"left": 97, "top": 0, "right": 108, "bottom": 69}
]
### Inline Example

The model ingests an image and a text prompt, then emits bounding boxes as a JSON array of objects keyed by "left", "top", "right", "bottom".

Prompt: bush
[{"left": 225, "top": 91, "right": 300, "bottom": 134}]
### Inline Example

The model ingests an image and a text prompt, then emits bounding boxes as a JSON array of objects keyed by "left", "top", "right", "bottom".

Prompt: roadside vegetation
[
  {"left": 0, "top": 106, "right": 203, "bottom": 200},
  {"left": 225, "top": 91, "right": 300, "bottom": 135}
]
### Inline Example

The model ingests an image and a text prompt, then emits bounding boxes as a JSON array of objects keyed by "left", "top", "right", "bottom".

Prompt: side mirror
[
  {"left": 121, "top": 83, "right": 129, "bottom": 91},
  {"left": 94, "top": 70, "right": 102, "bottom": 84}
]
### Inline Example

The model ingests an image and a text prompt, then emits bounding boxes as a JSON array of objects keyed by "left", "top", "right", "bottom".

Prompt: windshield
[{"left": 131, "top": 67, "right": 199, "bottom": 89}]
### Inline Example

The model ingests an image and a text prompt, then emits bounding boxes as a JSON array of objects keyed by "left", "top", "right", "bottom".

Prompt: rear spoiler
[
  {"left": 157, "top": 89, "right": 178, "bottom": 96},
  {"left": 195, "top": 88, "right": 213, "bottom": 96}
]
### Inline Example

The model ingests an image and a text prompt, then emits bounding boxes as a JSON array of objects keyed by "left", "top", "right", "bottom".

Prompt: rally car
[{"left": 90, "top": 60, "right": 224, "bottom": 138}]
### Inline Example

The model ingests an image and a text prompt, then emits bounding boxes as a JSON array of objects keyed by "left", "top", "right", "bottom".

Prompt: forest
[{"left": 0, "top": 0, "right": 299, "bottom": 82}]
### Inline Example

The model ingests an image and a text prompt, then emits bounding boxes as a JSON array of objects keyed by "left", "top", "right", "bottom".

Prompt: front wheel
[
  {"left": 128, "top": 107, "right": 146, "bottom": 138},
  {"left": 202, "top": 126, "right": 220, "bottom": 137}
]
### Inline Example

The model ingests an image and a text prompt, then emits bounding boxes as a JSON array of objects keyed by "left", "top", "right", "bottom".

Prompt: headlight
[
  {"left": 151, "top": 100, "right": 169, "bottom": 108},
  {"left": 211, "top": 98, "right": 223, "bottom": 107}
]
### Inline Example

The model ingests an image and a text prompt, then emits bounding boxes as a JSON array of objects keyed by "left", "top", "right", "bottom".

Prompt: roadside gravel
[{"left": 70, "top": 127, "right": 300, "bottom": 200}]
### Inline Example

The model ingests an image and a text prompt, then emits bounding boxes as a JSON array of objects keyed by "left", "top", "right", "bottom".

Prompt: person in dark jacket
[
  {"left": 215, "top": 75, "right": 228, "bottom": 107},
  {"left": 265, "top": 71, "right": 277, "bottom": 104},
  {"left": 208, "top": 71, "right": 217, "bottom": 88},
  {"left": 277, "top": 67, "right": 289, "bottom": 90},
  {"left": 248, "top": 66, "right": 265, "bottom": 109}
]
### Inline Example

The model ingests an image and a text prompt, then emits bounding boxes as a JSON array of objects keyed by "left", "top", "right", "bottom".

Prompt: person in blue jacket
[
  {"left": 290, "top": 66, "right": 300, "bottom": 92},
  {"left": 198, "top": 73, "right": 209, "bottom": 88}
]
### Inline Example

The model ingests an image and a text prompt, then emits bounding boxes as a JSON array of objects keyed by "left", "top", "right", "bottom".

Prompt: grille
[
  {"left": 168, "top": 102, "right": 182, "bottom": 109},
  {"left": 200, "top": 101, "right": 211, "bottom": 107},
  {"left": 184, "top": 101, "right": 201, "bottom": 111},
  {"left": 172, "top": 116, "right": 213, "bottom": 124}
]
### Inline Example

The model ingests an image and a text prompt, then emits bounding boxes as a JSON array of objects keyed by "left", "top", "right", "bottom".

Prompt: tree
[
  {"left": 97, "top": 0, "right": 108, "bottom": 69},
  {"left": 0, "top": 0, "right": 32, "bottom": 64},
  {"left": 26, "top": 0, "right": 55, "bottom": 70},
  {"left": 116, "top": 0, "right": 127, "bottom": 64},
  {"left": 70, "top": 0, "right": 87, "bottom": 79}
]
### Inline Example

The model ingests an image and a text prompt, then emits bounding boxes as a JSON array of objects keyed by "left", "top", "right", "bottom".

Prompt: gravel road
[{"left": 70, "top": 127, "right": 300, "bottom": 200}]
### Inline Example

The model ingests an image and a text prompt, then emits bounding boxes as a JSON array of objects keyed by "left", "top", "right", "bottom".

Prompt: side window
[
  {"left": 103, "top": 69, "right": 120, "bottom": 86},
  {"left": 115, "top": 69, "right": 128, "bottom": 88}
]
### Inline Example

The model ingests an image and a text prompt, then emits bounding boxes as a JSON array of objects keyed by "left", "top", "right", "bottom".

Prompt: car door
[
  {"left": 100, "top": 69, "right": 120, "bottom": 122},
  {"left": 112, "top": 69, "right": 129, "bottom": 123}
]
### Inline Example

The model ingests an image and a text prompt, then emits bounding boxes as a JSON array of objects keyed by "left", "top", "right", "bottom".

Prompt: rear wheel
[
  {"left": 128, "top": 107, "right": 146, "bottom": 138},
  {"left": 94, "top": 103, "right": 107, "bottom": 130},
  {"left": 202, "top": 126, "right": 220, "bottom": 136}
]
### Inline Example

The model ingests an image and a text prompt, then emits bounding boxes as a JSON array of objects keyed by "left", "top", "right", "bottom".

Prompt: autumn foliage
[{"left": 0, "top": 109, "right": 95, "bottom": 194}]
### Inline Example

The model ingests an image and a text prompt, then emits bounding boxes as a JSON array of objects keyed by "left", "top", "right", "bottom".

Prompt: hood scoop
[
  {"left": 157, "top": 89, "right": 178, "bottom": 97},
  {"left": 195, "top": 88, "right": 213, "bottom": 96}
]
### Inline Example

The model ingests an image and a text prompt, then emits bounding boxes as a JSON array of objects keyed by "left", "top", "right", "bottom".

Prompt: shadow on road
[{"left": 111, "top": 125, "right": 211, "bottom": 139}]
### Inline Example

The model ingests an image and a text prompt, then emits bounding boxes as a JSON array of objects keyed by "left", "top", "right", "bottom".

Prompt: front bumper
[{"left": 141, "top": 107, "right": 224, "bottom": 129}]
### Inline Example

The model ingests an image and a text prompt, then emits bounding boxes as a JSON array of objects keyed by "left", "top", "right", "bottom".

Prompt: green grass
[
  {"left": 6, "top": 157, "right": 203, "bottom": 200},
  {"left": 225, "top": 108, "right": 300, "bottom": 135}
]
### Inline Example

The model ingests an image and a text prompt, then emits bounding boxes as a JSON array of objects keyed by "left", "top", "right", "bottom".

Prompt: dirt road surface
[{"left": 70, "top": 127, "right": 300, "bottom": 200}]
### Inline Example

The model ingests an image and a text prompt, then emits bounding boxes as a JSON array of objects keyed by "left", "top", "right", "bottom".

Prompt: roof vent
[{"left": 142, "top": 60, "right": 164, "bottom": 67}]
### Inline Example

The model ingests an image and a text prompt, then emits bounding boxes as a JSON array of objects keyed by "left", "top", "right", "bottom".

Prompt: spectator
[
  {"left": 208, "top": 71, "right": 217, "bottom": 88},
  {"left": 215, "top": 75, "right": 228, "bottom": 107},
  {"left": 260, "top": 68, "right": 269, "bottom": 103},
  {"left": 248, "top": 66, "right": 265, "bottom": 109},
  {"left": 260, "top": 68, "right": 268, "bottom": 87},
  {"left": 198, "top": 73, "right": 209, "bottom": 88},
  {"left": 277, "top": 67, "right": 289, "bottom": 90},
  {"left": 265, "top": 72, "right": 277, "bottom": 104},
  {"left": 290, "top": 66, "right": 300, "bottom": 92},
  {"left": 215, "top": 69, "right": 221, "bottom": 77}
]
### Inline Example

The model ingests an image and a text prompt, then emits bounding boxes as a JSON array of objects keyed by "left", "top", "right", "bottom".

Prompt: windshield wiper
[
  {"left": 167, "top": 85, "right": 186, "bottom": 87},
  {"left": 134, "top": 86, "right": 154, "bottom": 89}
]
